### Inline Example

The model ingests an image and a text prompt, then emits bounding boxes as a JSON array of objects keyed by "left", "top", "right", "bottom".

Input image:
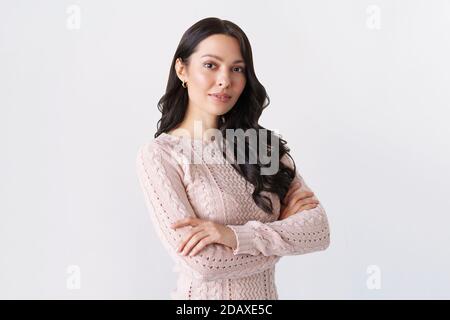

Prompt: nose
[{"left": 217, "top": 70, "right": 231, "bottom": 88}]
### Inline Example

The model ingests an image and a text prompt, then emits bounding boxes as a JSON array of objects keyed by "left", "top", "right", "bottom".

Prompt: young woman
[{"left": 136, "top": 17, "right": 330, "bottom": 300}]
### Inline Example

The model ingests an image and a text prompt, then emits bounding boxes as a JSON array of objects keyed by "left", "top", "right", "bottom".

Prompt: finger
[
  {"left": 177, "top": 226, "right": 202, "bottom": 253},
  {"left": 298, "top": 203, "right": 319, "bottom": 212},
  {"left": 293, "top": 197, "right": 320, "bottom": 208},
  {"left": 287, "top": 196, "right": 319, "bottom": 208},
  {"left": 283, "top": 181, "right": 301, "bottom": 203},
  {"left": 278, "top": 210, "right": 290, "bottom": 220},
  {"left": 171, "top": 217, "right": 199, "bottom": 230},
  {"left": 287, "top": 190, "right": 314, "bottom": 208},
  {"left": 283, "top": 181, "right": 302, "bottom": 203},
  {"left": 279, "top": 199, "right": 296, "bottom": 218},
  {"left": 181, "top": 231, "right": 209, "bottom": 256},
  {"left": 285, "top": 198, "right": 318, "bottom": 217},
  {"left": 189, "top": 237, "right": 212, "bottom": 256},
  {"left": 280, "top": 203, "right": 298, "bottom": 219},
  {"left": 293, "top": 198, "right": 319, "bottom": 212},
  {"left": 286, "top": 189, "right": 313, "bottom": 206},
  {"left": 278, "top": 208, "right": 287, "bottom": 220},
  {"left": 172, "top": 217, "right": 198, "bottom": 229},
  {"left": 181, "top": 232, "right": 209, "bottom": 256}
]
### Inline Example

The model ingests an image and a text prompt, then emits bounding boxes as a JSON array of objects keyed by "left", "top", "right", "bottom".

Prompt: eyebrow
[{"left": 201, "top": 54, "right": 245, "bottom": 64}]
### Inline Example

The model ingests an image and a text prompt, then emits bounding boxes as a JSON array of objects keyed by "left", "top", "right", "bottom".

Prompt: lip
[{"left": 208, "top": 93, "right": 231, "bottom": 102}]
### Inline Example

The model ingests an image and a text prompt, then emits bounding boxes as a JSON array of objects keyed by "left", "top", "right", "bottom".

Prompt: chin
[{"left": 208, "top": 103, "right": 229, "bottom": 113}]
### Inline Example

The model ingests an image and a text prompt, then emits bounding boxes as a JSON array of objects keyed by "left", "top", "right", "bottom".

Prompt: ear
[{"left": 175, "top": 58, "right": 187, "bottom": 82}]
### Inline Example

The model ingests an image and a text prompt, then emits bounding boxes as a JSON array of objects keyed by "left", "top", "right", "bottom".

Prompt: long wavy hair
[{"left": 155, "top": 17, "right": 297, "bottom": 215}]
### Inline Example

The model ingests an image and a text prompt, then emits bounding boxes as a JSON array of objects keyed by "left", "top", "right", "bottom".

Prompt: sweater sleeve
[
  {"left": 136, "top": 141, "right": 280, "bottom": 281},
  {"left": 227, "top": 154, "right": 331, "bottom": 257}
]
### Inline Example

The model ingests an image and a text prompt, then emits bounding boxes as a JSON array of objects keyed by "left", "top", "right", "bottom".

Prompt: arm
[
  {"left": 136, "top": 141, "right": 280, "bottom": 281},
  {"left": 227, "top": 154, "right": 331, "bottom": 256}
]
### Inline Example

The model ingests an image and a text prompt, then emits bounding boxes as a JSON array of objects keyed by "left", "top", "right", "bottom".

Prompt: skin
[
  {"left": 171, "top": 34, "right": 247, "bottom": 141},
  {"left": 169, "top": 34, "right": 319, "bottom": 257},
  {"left": 279, "top": 183, "right": 320, "bottom": 219}
]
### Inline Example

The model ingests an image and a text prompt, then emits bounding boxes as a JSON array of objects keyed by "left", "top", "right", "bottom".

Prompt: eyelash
[{"left": 203, "top": 62, "right": 245, "bottom": 73}]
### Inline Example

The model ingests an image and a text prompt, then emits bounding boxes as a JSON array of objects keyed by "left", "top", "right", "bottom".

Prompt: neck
[{"left": 172, "top": 105, "right": 221, "bottom": 141}]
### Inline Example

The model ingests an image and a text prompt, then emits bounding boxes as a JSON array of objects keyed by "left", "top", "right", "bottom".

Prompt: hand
[
  {"left": 170, "top": 217, "right": 237, "bottom": 257},
  {"left": 279, "top": 181, "right": 320, "bottom": 220}
]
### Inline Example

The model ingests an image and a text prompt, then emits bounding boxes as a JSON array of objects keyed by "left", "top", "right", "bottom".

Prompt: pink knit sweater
[{"left": 136, "top": 132, "right": 330, "bottom": 300}]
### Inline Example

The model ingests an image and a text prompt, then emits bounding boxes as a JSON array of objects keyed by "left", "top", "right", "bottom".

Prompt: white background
[{"left": 1, "top": 0, "right": 449, "bottom": 299}]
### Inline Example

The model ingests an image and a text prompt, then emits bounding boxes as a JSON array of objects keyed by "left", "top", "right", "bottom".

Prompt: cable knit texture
[{"left": 136, "top": 133, "right": 330, "bottom": 300}]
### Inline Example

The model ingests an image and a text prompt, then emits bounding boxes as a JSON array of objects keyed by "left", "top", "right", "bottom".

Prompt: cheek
[
  {"left": 192, "top": 70, "right": 215, "bottom": 88},
  {"left": 235, "top": 76, "right": 246, "bottom": 94}
]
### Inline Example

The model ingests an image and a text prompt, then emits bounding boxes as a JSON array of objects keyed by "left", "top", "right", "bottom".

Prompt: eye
[
  {"left": 203, "top": 62, "right": 245, "bottom": 73},
  {"left": 203, "top": 62, "right": 215, "bottom": 69}
]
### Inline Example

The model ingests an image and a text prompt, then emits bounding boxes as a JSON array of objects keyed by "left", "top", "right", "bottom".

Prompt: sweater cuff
[{"left": 227, "top": 224, "right": 255, "bottom": 255}]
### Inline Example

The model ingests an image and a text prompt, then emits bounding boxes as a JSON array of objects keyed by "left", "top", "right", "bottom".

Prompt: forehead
[{"left": 193, "top": 34, "right": 244, "bottom": 62}]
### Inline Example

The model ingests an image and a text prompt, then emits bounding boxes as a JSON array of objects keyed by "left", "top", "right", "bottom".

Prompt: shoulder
[
  {"left": 136, "top": 134, "right": 185, "bottom": 175},
  {"left": 137, "top": 133, "right": 178, "bottom": 158}
]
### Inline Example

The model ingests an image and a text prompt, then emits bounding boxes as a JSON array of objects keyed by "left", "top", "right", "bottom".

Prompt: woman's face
[{"left": 175, "top": 34, "right": 247, "bottom": 117}]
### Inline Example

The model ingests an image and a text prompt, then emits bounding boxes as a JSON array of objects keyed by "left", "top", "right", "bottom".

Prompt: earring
[{"left": 181, "top": 80, "right": 187, "bottom": 88}]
